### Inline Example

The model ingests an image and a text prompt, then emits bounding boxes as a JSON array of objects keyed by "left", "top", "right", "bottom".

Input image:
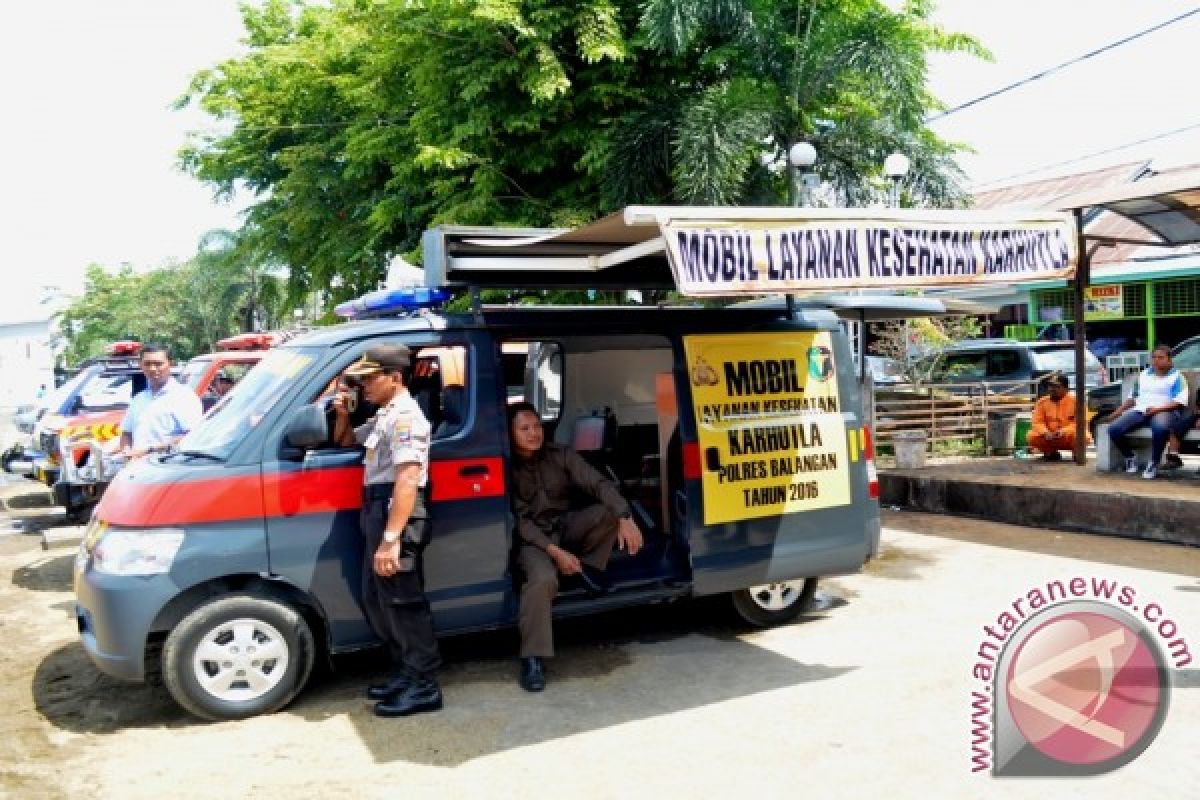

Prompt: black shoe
[
  {"left": 519, "top": 657, "right": 546, "bottom": 692},
  {"left": 366, "top": 674, "right": 412, "bottom": 701},
  {"left": 1163, "top": 453, "right": 1184, "bottom": 470},
  {"left": 1041, "top": 450, "right": 1063, "bottom": 462},
  {"left": 373, "top": 679, "right": 443, "bottom": 717},
  {"left": 578, "top": 565, "right": 611, "bottom": 597}
]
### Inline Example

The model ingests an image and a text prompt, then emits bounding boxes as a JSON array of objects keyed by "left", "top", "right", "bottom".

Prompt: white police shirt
[{"left": 354, "top": 390, "right": 431, "bottom": 487}]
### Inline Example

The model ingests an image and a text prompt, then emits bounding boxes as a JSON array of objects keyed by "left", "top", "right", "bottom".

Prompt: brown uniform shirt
[{"left": 512, "top": 443, "right": 631, "bottom": 551}]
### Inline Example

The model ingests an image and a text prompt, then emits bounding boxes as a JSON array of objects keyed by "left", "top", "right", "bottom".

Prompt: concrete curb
[{"left": 880, "top": 472, "right": 1200, "bottom": 548}]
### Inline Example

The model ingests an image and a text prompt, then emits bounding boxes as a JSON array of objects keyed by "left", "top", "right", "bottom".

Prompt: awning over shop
[
  {"left": 1046, "top": 169, "right": 1200, "bottom": 465},
  {"left": 1051, "top": 168, "right": 1200, "bottom": 247}
]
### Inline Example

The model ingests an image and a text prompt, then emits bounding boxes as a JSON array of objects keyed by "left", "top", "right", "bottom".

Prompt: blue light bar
[{"left": 334, "top": 286, "right": 451, "bottom": 318}]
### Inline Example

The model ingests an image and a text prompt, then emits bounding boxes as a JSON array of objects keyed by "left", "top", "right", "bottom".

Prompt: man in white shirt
[
  {"left": 1106, "top": 344, "right": 1189, "bottom": 479},
  {"left": 119, "top": 344, "right": 204, "bottom": 457}
]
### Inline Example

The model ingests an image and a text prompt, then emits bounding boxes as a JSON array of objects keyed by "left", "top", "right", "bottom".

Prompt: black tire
[
  {"left": 730, "top": 578, "right": 818, "bottom": 628},
  {"left": 162, "top": 594, "right": 315, "bottom": 721}
]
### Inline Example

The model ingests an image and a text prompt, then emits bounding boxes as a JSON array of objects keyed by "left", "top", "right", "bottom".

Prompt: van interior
[{"left": 507, "top": 334, "right": 691, "bottom": 595}]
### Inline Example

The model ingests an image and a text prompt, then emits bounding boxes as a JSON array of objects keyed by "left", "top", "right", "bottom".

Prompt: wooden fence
[{"left": 870, "top": 380, "right": 1038, "bottom": 454}]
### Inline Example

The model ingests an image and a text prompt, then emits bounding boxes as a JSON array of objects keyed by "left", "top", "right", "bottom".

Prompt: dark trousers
[
  {"left": 360, "top": 487, "right": 441, "bottom": 679},
  {"left": 1108, "top": 409, "right": 1182, "bottom": 464},
  {"left": 517, "top": 504, "right": 619, "bottom": 658}
]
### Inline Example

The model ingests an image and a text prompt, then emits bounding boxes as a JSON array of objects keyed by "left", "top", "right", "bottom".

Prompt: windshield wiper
[{"left": 168, "top": 450, "right": 226, "bottom": 463}]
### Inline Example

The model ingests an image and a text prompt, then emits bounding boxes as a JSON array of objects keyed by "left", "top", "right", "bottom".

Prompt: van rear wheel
[
  {"left": 731, "top": 579, "right": 818, "bottom": 627},
  {"left": 162, "top": 594, "right": 315, "bottom": 721}
]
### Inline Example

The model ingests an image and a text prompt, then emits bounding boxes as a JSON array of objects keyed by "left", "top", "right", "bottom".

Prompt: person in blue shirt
[{"left": 119, "top": 343, "right": 203, "bottom": 457}]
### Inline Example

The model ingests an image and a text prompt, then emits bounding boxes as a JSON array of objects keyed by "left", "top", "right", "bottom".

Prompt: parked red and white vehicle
[{"left": 54, "top": 335, "right": 282, "bottom": 517}]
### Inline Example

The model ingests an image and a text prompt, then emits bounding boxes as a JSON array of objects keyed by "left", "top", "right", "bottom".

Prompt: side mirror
[{"left": 284, "top": 403, "right": 328, "bottom": 449}]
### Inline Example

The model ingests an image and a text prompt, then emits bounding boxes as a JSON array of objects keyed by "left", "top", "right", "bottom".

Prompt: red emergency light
[
  {"left": 217, "top": 332, "right": 276, "bottom": 351},
  {"left": 106, "top": 340, "right": 142, "bottom": 356}
]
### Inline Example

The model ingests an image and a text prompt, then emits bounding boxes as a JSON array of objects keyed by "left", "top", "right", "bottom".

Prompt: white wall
[{"left": 0, "top": 319, "right": 57, "bottom": 408}]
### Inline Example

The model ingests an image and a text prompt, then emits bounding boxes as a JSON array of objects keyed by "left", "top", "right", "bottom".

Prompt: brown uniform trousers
[{"left": 517, "top": 504, "right": 620, "bottom": 658}]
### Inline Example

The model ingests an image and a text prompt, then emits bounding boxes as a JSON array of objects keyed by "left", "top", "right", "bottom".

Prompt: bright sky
[{"left": 1, "top": 1, "right": 1198, "bottom": 319}]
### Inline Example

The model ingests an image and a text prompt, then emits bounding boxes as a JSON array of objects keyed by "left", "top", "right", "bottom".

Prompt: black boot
[
  {"left": 373, "top": 678, "right": 443, "bottom": 717},
  {"left": 519, "top": 657, "right": 546, "bottom": 692},
  {"left": 366, "top": 673, "right": 413, "bottom": 701}
]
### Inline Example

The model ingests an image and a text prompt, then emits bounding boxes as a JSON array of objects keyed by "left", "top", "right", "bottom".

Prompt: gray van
[{"left": 73, "top": 222, "right": 881, "bottom": 721}]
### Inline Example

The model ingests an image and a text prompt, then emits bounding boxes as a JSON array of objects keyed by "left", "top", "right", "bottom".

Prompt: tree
[
  {"left": 179, "top": 0, "right": 986, "bottom": 305},
  {"left": 870, "top": 314, "right": 983, "bottom": 386},
  {"left": 58, "top": 231, "right": 288, "bottom": 366},
  {"left": 618, "top": 0, "right": 987, "bottom": 208}
]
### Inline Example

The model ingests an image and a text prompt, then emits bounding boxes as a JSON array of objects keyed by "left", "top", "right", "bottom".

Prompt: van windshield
[
  {"left": 180, "top": 358, "right": 212, "bottom": 390},
  {"left": 178, "top": 348, "right": 317, "bottom": 459},
  {"left": 44, "top": 366, "right": 98, "bottom": 413}
]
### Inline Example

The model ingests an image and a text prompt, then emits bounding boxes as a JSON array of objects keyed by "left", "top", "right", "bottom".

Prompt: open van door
[{"left": 679, "top": 326, "right": 877, "bottom": 596}]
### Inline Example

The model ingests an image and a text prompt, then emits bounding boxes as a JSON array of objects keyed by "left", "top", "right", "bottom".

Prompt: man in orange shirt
[{"left": 1028, "top": 373, "right": 1080, "bottom": 461}]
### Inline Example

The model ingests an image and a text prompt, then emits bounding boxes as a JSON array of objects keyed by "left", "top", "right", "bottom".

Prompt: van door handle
[{"left": 459, "top": 464, "right": 489, "bottom": 477}]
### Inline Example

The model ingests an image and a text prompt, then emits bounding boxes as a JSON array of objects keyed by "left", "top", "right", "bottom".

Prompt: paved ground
[{"left": 0, "top": 468, "right": 1196, "bottom": 799}]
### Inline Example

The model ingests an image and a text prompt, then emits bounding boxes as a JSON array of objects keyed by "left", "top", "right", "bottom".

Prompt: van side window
[
  {"left": 528, "top": 342, "right": 563, "bottom": 424},
  {"left": 308, "top": 342, "right": 470, "bottom": 447},
  {"left": 411, "top": 345, "right": 469, "bottom": 439}
]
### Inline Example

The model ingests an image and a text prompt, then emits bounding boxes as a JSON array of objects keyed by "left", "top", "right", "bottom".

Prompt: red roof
[{"left": 972, "top": 161, "right": 1200, "bottom": 265}]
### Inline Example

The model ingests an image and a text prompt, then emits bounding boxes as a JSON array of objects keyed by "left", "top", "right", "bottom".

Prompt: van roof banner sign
[{"left": 657, "top": 209, "right": 1077, "bottom": 297}]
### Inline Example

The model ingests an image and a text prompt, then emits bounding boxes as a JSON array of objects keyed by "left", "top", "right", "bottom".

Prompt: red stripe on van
[
  {"left": 682, "top": 441, "right": 702, "bottom": 481},
  {"left": 99, "top": 472, "right": 272, "bottom": 527},
  {"left": 429, "top": 457, "right": 505, "bottom": 502},
  {"left": 98, "top": 457, "right": 505, "bottom": 527},
  {"left": 263, "top": 467, "right": 364, "bottom": 517}
]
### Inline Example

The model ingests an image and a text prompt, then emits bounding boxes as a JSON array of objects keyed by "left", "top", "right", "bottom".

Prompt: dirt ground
[{"left": 2, "top": 473, "right": 1197, "bottom": 799}]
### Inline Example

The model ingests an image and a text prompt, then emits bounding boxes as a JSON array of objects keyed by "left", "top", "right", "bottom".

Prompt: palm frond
[{"left": 672, "top": 79, "right": 774, "bottom": 205}]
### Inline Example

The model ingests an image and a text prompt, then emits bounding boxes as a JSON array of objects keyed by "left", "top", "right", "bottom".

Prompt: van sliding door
[{"left": 679, "top": 329, "right": 874, "bottom": 595}]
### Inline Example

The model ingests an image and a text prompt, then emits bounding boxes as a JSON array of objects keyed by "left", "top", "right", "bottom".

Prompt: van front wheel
[
  {"left": 731, "top": 579, "right": 818, "bottom": 627},
  {"left": 162, "top": 594, "right": 315, "bottom": 721}
]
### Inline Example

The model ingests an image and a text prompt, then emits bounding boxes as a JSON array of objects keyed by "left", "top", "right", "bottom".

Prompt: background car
[
  {"left": 865, "top": 355, "right": 906, "bottom": 385},
  {"left": 922, "top": 339, "right": 1106, "bottom": 393}
]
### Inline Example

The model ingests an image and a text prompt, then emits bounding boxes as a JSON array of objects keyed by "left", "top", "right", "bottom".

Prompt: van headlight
[{"left": 92, "top": 529, "right": 185, "bottom": 576}]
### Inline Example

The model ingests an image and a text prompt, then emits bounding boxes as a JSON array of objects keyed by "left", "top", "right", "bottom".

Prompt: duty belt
[
  {"left": 362, "top": 483, "right": 428, "bottom": 502},
  {"left": 363, "top": 483, "right": 394, "bottom": 501}
]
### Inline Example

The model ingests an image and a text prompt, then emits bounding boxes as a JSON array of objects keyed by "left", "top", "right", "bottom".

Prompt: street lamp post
[
  {"left": 788, "top": 141, "right": 818, "bottom": 207},
  {"left": 883, "top": 152, "right": 911, "bottom": 208}
]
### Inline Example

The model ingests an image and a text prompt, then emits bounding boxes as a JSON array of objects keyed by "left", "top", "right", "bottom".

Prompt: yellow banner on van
[{"left": 683, "top": 332, "right": 851, "bottom": 525}]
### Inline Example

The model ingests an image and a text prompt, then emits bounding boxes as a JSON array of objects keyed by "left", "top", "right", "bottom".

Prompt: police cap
[{"left": 344, "top": 344, "right": 412, "bottom": 377}]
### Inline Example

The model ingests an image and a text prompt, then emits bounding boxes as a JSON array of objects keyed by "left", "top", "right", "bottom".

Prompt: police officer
[{"left": 333, "top": 344, "right": 442, "bottom": 717}]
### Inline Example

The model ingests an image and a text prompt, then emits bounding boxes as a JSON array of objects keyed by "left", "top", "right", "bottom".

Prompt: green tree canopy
[
  {"left": 59, "top": 232, "right": 287, "bottom": 366},
  {"left": 180, "top": 0, "right": 986, "bottom": 303}
]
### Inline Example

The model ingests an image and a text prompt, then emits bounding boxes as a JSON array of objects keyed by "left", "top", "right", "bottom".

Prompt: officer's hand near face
[{"left": 331, "top": 389, "right": 350, "bottom": 417}]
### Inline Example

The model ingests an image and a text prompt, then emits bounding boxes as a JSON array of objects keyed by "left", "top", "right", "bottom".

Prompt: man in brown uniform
[{"left": 508, "top": 401, "right": 643, "bottom": 691}]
